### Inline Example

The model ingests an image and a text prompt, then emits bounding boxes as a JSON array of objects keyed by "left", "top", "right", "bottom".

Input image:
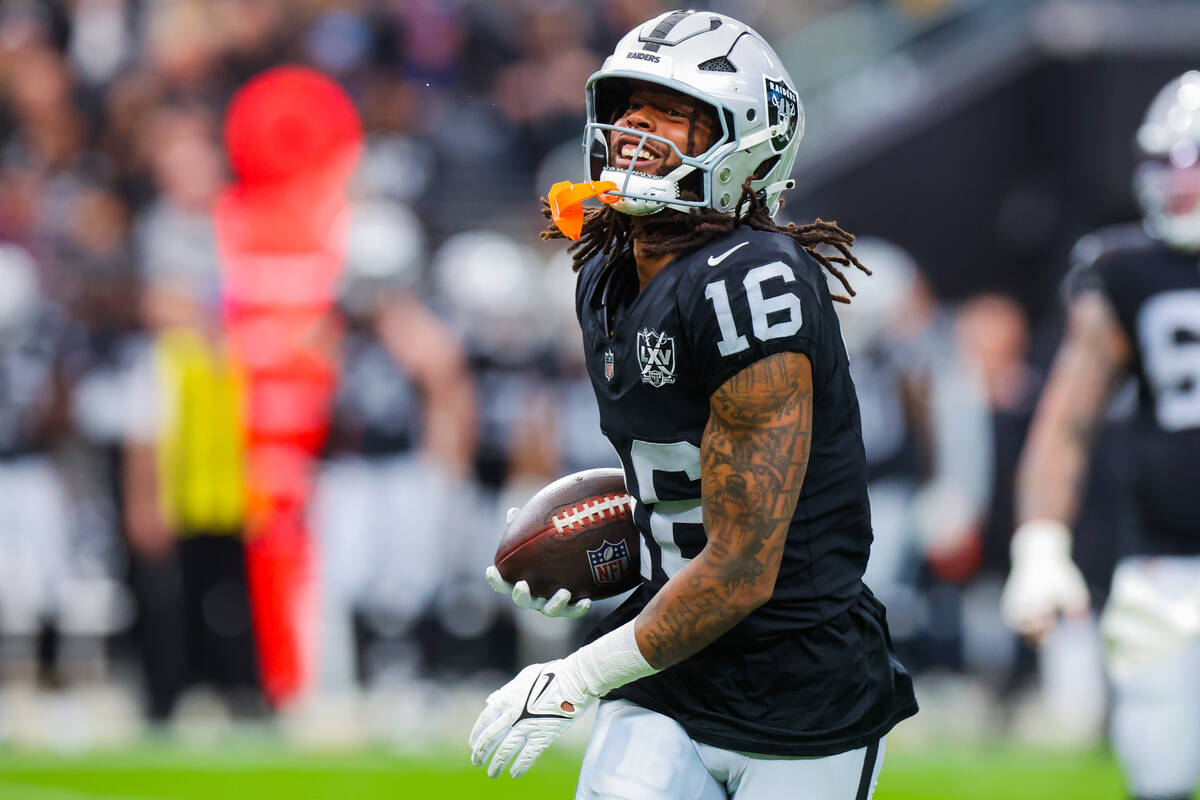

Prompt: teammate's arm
[
  {"left": 636, "top": 350, "right": 812, "bottom": 668},
  {"left": 1002, "top": 291, "right": 1132, "bottom": 636},
  {"left": 1017, "top": 291, "right": 1132, "bottom": 526},
  {"left": 376, "top": 294, "right": 477, "bottom": 476}
]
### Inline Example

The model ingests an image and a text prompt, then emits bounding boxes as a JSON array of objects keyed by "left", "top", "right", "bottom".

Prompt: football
[{"left": 495, "top": 468, "right": 641, "bottom": 601}]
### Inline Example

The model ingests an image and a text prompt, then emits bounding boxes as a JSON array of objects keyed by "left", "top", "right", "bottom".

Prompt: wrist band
[{"left": 568, "top": 620, "right": 659, "bottom": 698}]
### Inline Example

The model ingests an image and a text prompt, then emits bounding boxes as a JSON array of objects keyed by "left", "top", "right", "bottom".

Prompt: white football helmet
[
  {"left": 341, "top": 199, "right": 425, "bottom": 314},
  {"left": 831, "top": 237, "right": 919, "bottom": 355},
  {"left": 1134, "top": 70, "right": 1200, "bottom": 250},
  {"left": 430, "top": 230, "right": 546, "bottom": 357},
  {"left": 586, "top": 10, "right": 802, "bottom": 216}
]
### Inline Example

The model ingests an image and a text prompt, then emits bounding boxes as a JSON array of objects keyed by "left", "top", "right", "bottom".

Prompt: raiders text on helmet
[
  {"left": 1135, "top": 70, "right": 1200, "bottom": 251},
  {"left": 586, "top": 10, "right": 803, "bottom": 217}
]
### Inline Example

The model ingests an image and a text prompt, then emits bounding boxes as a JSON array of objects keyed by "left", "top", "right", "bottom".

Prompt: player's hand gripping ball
[{"left": 488, "top": 468, "right": 640, "bottom": 617}]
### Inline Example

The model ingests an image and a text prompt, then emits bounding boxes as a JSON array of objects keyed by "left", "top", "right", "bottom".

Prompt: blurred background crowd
[{"left": 0, "top": 0, "right": 1195, "bottom": 755}]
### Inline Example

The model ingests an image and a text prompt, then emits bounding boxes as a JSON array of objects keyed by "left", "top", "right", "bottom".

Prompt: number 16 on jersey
[{"left": 705, "top": 261, "right": 804, "bottom": 356}]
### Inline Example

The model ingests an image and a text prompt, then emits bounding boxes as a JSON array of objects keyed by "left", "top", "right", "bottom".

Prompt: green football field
[{"left": 1, "top": 743, "right": 1192, "bottom": 800}]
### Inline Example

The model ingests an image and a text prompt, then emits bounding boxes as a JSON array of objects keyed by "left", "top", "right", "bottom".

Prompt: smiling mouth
[{"left": 610, "top": 137, "right": 665, "bottom": 171}]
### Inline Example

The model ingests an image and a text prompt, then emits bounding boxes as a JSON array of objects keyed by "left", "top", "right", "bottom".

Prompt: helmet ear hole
[{"left": 752, "top": 155, "right": 780, "bottom": 181}]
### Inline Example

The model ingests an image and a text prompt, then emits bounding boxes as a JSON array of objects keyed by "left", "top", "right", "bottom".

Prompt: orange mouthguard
[{"left": 548, "top": 180, "right": 619, "bottom": 240}]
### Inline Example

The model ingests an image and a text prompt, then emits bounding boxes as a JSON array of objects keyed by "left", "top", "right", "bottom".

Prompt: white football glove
[
  {"left": 485, "top": 507, "right": 592, "bottom": 619},
  {"left": 1002, "top": 519, "right": 1091, "bottom": 639},
  {"left": 469, "top": 620, "right": 659, "bottom": 779},
  {"left": 1102, "top": 559, "right": 1200, "bottom": 682},
  {"left": 469, "top": 659, "right": 594, "bottom": 778}
]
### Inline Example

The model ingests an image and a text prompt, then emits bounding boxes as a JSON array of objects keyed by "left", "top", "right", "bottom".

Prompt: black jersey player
[
  {"left": 1002, "top": 72, "right": 1200, "bottom": 800},
  {"left": 470, "top": 11, "right": 916, "bottom": 798}
]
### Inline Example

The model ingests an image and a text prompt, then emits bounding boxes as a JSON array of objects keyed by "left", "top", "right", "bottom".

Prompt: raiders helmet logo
[{"left": 764, "top": 78, "right": 799, "bottom": 152}]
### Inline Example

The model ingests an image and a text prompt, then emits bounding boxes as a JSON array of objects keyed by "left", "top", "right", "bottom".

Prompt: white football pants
[
  {"left": 310, "top": 454, "right": 451, "bottom": 690},
  {"left": 576, "top": 699, "right": 885, "bottom": 800},
  {"left": 0, "top": 456, "right": 120, "bottom": 637},
  {"left": 1103, "top": 556, "right": 1200, "bottom": 799}
]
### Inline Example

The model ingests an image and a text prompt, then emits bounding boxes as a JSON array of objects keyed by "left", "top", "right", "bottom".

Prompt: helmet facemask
[
  {"left": 1135, "top": 150, "right": 1200, "bottom": 251},
  {"left": 587, "top": 77, "right": 731, "bottom": 215},
  {"left": 1135, "top": 71, "right": 1200, "bottom": 251}
]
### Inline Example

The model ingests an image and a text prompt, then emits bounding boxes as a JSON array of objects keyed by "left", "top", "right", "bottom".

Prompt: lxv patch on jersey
[{"left": 637, "top": 328, "right": 676, "bottom": 387}]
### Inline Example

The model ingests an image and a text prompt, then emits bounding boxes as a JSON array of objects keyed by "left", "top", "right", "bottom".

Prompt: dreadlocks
[{"left": 541, "top": 182, "right": 871, "bottom": 303}]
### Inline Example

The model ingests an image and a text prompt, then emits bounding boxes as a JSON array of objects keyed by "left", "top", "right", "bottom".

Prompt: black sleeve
[{"left": 681, "top": 250, "right": 823, "bottom": 397}]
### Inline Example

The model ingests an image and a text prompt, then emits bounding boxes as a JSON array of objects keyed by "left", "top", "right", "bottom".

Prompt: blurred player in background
[
  {"left": 422, "top": 230, "right": 549, "bottom": 676},
  {"left": 0, "top": 243, "right": 97, "bottom": 684},
  {"left": 472, "top": 11, "right": 917, "bottom": 797},
  {"left": 836, "top": 238, "right": 992, "bottom": 673},
  {"left": 1002, "top": 71, "right": 1200, "bottom": 800},
  {"left": 313, "top": 198, "right": 473, "bottom": 692}
]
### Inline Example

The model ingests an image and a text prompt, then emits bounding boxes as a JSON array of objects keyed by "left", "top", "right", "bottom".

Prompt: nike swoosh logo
[
  {"left": 708, "top": 241, "right": 748, "bottom": 267},
  {"left": 517, "top": 672, "right": 572, "bottom": 722},
  {"left": 528, "top": 672, "right": 555, "bottom": 712}
]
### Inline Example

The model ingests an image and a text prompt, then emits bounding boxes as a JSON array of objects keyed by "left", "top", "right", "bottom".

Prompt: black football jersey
[
  {"left": 0, "top": 303, "right": 70, "bottom": 457},
  {"left": 1070, "top": 224, "right": 1200, "bottom": 556},
  {"left": 326, "top": 327, "right": 424, "bottom": 457},
  {"left": 576, "top": 225, "right": 917, "bottom": 756},
  {"left": 468, "top": 351, "right": 551, "bottom": 490},
  {"left": 850, "top": 344, "right": 924, "bottom": 486}
]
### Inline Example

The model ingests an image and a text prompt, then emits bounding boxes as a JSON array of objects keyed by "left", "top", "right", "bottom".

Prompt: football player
[
  {"left": 471, "top": 11, "right": 917, "bottom": 797},
  {"left": 312, "top": 199, "right": 473, "bottom": 691},
  {"left": 428, "top": 230, "right": 555, "bottom": 674},
  {"left": 0, "top": 243, "right": 88, "bottom": 683},
  {"left": 1002, "top": 71, "right": 1200, "bottom": 800}
]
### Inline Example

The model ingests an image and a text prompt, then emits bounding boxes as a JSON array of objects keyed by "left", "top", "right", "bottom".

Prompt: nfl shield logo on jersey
[
  {"left": 604, "top": 349, "right": 615, "bottom": 381},
  {"left": 637, "top": 328, "right": 676, "bottom": 387},
  {"left": 587, "top": 539, "right": 631, "bottom": 586}
]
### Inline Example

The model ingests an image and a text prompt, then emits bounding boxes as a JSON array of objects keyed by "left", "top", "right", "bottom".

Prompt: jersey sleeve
[{"left": 682, "top": 250, "right": 824, "bottom": 397}]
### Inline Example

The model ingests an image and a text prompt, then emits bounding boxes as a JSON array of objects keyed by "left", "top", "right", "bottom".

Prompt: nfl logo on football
[
  {"left": 603, "top": 349, "right": 615, "bottom": 381},
  {"left": 587, "top": 539, "right": 631, "bottom": 585}
]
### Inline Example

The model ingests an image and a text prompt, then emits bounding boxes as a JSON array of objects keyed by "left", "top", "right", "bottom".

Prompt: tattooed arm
[
  {"left": 1016, "top": 292, "right": 1132, "bottom": 526},
  {"left": 634, "top": 351, "right": 813, "bottom": 669}
]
